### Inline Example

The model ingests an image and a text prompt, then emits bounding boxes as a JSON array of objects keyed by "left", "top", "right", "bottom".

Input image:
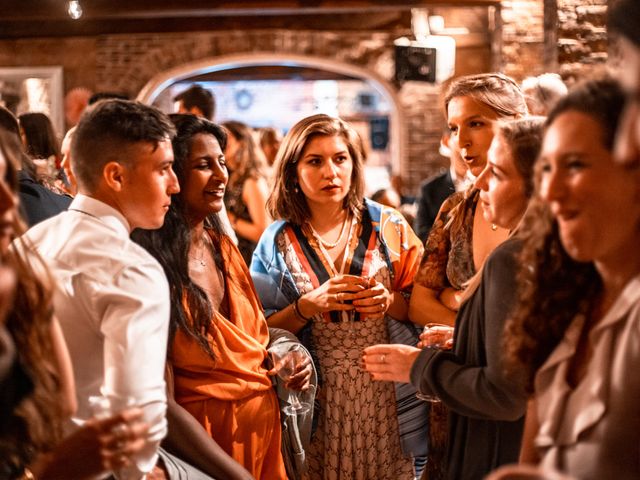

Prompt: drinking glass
[
  {"left": 269, "top": 343, "right": 312, "bottom": 415},
  {"left": 416, "top": 323, "right": 455, "bottom": 402},
  {"left": 88, "top": 393, "right": 138, "bottom": 480}
]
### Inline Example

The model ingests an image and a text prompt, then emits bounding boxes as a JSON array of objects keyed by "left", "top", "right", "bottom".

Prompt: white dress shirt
[{"left": 20, "top": 194, "right": 170, "bottom": 476}]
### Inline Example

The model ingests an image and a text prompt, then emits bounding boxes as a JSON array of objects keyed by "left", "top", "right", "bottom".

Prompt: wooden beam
[{"left": 0, "top": 0, "right": 500, "bottom": 21}]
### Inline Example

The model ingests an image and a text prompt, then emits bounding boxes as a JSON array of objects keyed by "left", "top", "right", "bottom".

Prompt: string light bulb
[{"left": 67, "top": 1, "right": 83, "bottom": 20}]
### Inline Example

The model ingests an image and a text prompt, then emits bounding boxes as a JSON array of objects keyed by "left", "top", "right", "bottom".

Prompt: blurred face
[
  {"left": 0, "top": 150, "right": 17, "bottom": 255},
  {"left": 118, "top": 139, "right": 180, "bottom": 230},
  {"left": 61, "top": 127, "right": 77, "bottom": 192},
  {"left": 223, "top": 130, "right": 240, "bottom": 170},
  {"left": 539, "top": 110, "right": 640, "bottom": 263},
  {"left": 447, "top": 96, "right": 500, "bottom": 177},
  {"left": 296, "top": 134, "right": 353, "bottom": 210},
  {"left": 182, "top": 133, "right": 228, "bottom": 222},
  {"left": 614, "top": 37, "right": 640, "bottom": 167},
  {"left": 476, "top": 134, "right": 527, "bottom": 230}
]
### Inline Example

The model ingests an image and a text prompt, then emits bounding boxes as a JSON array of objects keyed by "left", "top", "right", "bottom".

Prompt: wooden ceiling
[{"left": 0, "top": 0, "right": 499, "bottom": 38}]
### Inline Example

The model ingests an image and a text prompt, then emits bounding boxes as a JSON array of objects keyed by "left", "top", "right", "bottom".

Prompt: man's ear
[{"left": 103, "top": 161, "right": 126, "bottom": 192}]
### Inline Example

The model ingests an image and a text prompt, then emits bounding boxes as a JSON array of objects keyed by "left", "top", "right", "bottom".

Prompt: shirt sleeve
[
  {"left": 409, "top": 241, "right": 527, "bottom": 421},
  {"left": 95, "top": 261, "right": 170, "bottom": 475}
]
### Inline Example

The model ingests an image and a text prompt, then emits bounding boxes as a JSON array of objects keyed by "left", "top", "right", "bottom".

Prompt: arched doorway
[{"left": 137, "top": 53, "right": 405, "bottom": 189}]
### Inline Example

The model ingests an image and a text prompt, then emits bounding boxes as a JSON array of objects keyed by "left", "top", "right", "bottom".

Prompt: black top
[
  {"left": 414, "top": 170, "right": 455, "bottom": 243},
  {"left": 410, "top": 237, "right": 527, "bottom": 480},
  {"left": 18, "top": 170, "right": 72, "bottom": 227}
]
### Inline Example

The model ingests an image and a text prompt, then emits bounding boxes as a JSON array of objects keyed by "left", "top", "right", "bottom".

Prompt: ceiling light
[{"left": 67, "top": 1, "right": 83, "bottom": 20}]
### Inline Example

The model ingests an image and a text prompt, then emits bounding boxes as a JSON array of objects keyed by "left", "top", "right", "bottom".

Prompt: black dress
[{"left": 411, "top": 237, "right": 527, "bottom": 480}]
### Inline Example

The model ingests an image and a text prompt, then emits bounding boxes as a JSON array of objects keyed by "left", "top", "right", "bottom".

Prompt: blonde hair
[{"left": 444, "top": 73, "right": 528, "bottom": 120}]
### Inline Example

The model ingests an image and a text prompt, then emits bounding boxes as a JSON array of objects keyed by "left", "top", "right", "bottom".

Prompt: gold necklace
[{"left": 307, "top": 213, "right": 349, "bottom": 249}]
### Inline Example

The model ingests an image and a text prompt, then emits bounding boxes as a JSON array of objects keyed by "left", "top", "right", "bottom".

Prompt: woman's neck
[
  {"left": 307, "top": 202, "right": 349, "bottom": 233},
  {"left": 188, "top": 217, "right": 207, "bottom": 246},
  {"left": 595, "top": 237, "right": 640, "bottom": 313}
]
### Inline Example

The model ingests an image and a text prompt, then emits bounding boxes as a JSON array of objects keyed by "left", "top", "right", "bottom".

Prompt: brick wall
[
  {"left": 0, "top": 1, "right": 612, "bottom": 194},
  {"left": 556, "top": 0, "right": 608, "bottom": 82}
]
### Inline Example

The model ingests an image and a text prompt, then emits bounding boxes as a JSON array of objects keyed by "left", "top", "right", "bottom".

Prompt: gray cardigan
[{"left": 410, "top": 238, "right": 528, "bottom": 480}]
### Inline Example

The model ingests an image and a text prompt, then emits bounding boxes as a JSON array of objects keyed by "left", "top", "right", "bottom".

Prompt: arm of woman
[
  {"left": 409, "top": 284, "right": 457, "bottom": 327},
  {"left": 409, "top": 241, "right": 528, "bottom": 421},
  {"left": 162, "top": 366, "right": 254, "bottom": 480},
  {"left": 163, "top": 398, "right": 254, "bottom": 480},
  {"left": 50, "top": 316, "right": 77, "bottom": 418},
  {"left": 408, "top": 194, "right": 459, "bottom": 327},
  {"left": 519, "top": 398, "right": 541, "bottom": 464},
  {"left": 235, "top": 177, "right": 271, "bottom": 243}
]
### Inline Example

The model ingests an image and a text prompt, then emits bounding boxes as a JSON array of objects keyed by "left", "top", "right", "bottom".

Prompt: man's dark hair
[
  {"left": 88, "top": 92, "right": 129, "bottom": 105},
  {"left": 173, "top": 85, "right": 215, "bottom": 120},
  {"left": 608, "top": 0, "right": 640, "bottom": 48},
  {"left": 71, "top": 99, "right": 175, "bottom": 192}
]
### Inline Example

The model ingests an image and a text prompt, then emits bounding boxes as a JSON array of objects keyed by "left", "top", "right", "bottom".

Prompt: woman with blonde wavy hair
[{"left": 407, "top": 73, "right": 528, "bottom": 480}]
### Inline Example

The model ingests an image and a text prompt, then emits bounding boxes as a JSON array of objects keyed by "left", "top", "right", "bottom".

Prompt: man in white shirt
[{"left": 20, "top": 99, "right": 179, "bottom": 478}]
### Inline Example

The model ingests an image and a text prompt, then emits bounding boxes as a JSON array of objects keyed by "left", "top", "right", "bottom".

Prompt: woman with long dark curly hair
[{"left": 504, "top": 77, "right": 640, "bottom": 479}]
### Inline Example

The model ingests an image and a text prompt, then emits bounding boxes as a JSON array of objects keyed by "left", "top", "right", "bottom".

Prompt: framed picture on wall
[{"left": 0, "top": 66, "right": 64, "bottom": 135}]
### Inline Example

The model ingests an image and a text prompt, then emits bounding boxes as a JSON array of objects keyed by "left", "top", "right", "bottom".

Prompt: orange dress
[{"left": 171, "top": 234, "right": 287, "bottom": 480}]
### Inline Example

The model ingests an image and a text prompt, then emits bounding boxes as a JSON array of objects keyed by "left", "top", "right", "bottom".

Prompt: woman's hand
[
  {"left": 439, "top": 287, "right": 463, "bottom": 311},
  {"left": 350, "top": 277, "right": 392, "bottom": 320},
  {"left": 361, "top": 344, "right": 421, "bottom": 383},
  {"left": 283, "top": 354, "right": 312, "bottom": 392},
  {"left": 298, "top": 274, "right": 366, "bottom": 320}
]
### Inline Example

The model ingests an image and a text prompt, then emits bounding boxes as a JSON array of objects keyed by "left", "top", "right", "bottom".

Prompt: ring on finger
[{"left": 380, "top": 354, "right": 386, "bottom": 363}]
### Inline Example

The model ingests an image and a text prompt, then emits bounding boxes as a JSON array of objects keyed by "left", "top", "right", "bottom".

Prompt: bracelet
[{"left": 292, "top": 297, "right": 312, "bottom": 323}]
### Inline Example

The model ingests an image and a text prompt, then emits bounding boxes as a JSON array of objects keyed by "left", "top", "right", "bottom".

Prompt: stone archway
[{"left": 136, "top": 53, "right": 405, "bottom": 175}]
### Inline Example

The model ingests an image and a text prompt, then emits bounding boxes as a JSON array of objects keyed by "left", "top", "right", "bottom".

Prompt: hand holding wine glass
[{"left": 268, "top": 343, "right": 312, "bottom": 415}]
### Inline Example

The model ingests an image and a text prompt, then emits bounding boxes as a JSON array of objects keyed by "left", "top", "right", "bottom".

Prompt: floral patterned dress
[
  {"left": 414, "top": 187, "right": 479, "bottom": 480},
  {"left": 259, "top": 204, "right": 423, "bottom": 480}
]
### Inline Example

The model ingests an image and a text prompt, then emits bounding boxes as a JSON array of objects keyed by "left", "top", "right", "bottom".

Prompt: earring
[{"left": 294, "top": 184, "right": 299, "bottom": 193}]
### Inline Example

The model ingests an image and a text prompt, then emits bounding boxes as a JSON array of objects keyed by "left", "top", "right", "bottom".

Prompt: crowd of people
[{"left": 1, "top": 2, "right": 639, "bottom": 479}]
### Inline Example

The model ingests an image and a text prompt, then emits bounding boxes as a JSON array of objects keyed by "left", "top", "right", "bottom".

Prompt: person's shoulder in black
[
  {"left": 18, "top": 171, "right": 72, "bottom": 227},
  {"left": 414, "top": 170, "right": 455, "bottom": 242}
]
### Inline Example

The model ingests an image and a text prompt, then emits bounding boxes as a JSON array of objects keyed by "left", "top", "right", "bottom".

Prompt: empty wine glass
[
  {"left": 416, "top": 323, "right": 455, "bottom": 402},
  {"left": 269, "top": 343, "right": 311, "bottom": 415}
]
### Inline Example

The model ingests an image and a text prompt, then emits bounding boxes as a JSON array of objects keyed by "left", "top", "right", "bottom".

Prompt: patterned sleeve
[{"left": 413, "top": 191, "right": 463, "bottom": 291}]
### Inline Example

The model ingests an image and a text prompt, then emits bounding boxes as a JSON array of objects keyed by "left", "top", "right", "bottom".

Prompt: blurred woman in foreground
[{"left": 506, "top": 78, "right": 640, "bottom": 480}]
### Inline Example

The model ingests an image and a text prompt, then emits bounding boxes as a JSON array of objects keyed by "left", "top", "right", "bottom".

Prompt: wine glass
[
  {"left": 88, "top": 393, "right": 138, "bottom": 479},
  {"left": 416, "top": 323, "right": 455, "bottom": 402},
  {"left": 269, "top": 343, "right": 312, "bottom": 415}
]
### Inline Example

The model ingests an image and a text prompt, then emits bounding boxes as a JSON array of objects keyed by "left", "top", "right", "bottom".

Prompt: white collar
[{"left": 68, "top": 194, "right": 132, "bottom": 236}]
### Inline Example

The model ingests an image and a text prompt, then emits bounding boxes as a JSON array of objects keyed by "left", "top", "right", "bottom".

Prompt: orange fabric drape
[{"left": 172, "top": 233, "right": 286, "bottom": 480}]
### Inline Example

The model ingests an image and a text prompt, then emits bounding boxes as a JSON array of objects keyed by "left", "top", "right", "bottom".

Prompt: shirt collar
[{"left": 68, "top": 194, "right": 132, "bottom": 236}]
